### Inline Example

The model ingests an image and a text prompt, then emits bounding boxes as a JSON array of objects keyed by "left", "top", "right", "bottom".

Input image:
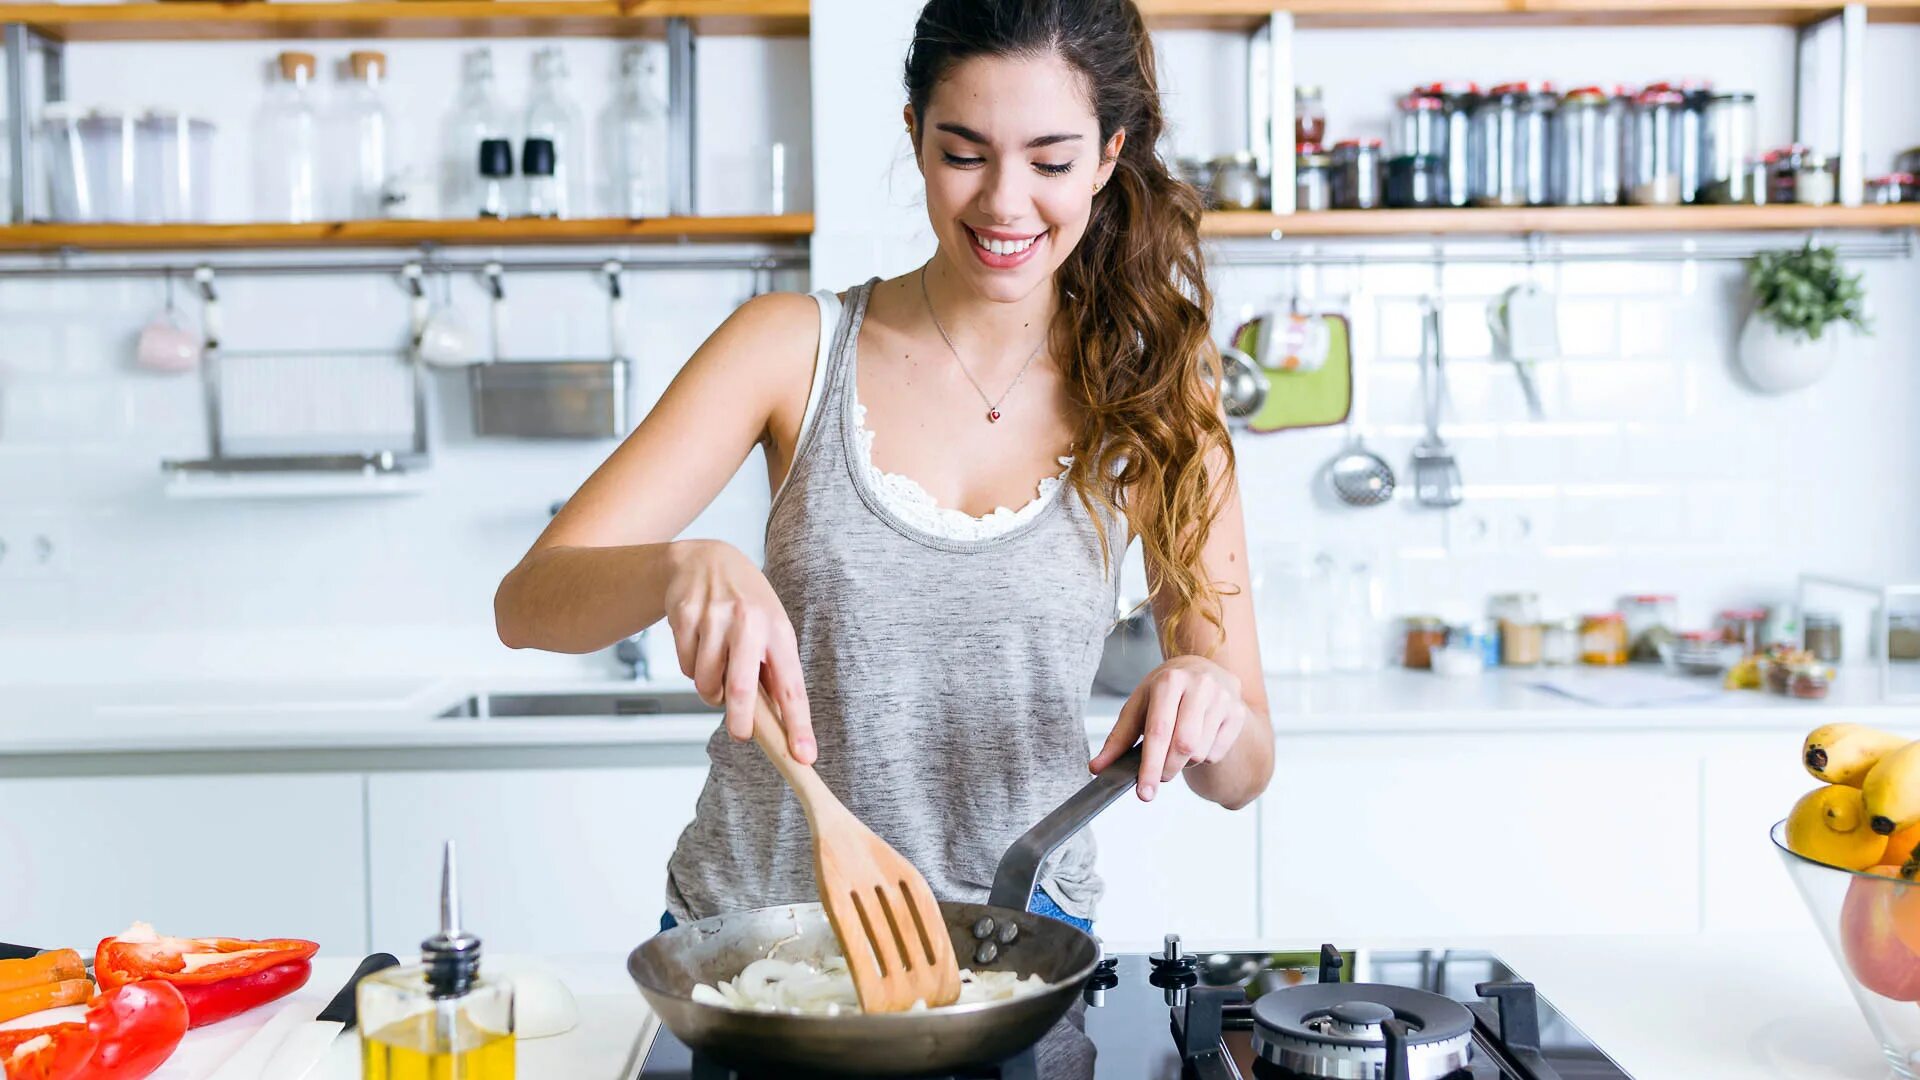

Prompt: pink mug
[{"left": 135, "top": 311, "right": 200, "bottom": 373}]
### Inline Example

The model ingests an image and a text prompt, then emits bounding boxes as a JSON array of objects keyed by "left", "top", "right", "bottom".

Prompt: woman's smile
[{"left": 965, "top": 224, "right": 1049, "bottom": 269}]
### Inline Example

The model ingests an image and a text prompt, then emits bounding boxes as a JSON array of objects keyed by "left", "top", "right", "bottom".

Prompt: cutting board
[{"left": 1237, "top": 313, "right": 1353, "bottom": 433}]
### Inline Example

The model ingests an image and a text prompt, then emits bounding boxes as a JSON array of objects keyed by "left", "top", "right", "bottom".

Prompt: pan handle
[{"left": 987, "top": 745, "right": 1145, "bottom": 911}]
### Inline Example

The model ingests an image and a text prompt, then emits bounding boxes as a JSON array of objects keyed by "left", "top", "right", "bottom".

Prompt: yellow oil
[{"left": 361, "top": 1011, "right": 515, "bottom": 1080}]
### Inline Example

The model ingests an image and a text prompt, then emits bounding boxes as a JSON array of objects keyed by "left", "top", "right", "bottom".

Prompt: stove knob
[{"left": 1149, "top": 932, "right": 1198, "bottom": 985}]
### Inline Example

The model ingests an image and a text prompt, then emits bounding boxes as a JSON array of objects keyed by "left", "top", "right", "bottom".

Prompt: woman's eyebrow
[{"left": 934, "top": 121, "right": 1084, "bottom": 149}]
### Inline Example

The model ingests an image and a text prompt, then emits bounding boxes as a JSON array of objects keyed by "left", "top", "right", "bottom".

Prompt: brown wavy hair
[{"left": 905, "top": 0, "right": 1232, "bottom": 648}]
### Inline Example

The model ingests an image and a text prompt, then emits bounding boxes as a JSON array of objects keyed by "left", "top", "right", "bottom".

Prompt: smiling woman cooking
[{"left": 493, "top": 0, "right": 1273, "bottom": 933}]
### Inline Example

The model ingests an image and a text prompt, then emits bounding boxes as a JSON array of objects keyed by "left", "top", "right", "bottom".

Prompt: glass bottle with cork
[{"left": 359, "top": 842, "right": 514, "bottom": 1079}]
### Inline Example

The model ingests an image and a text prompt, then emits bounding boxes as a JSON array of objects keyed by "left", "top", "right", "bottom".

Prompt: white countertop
[
  {"left": 1, "top": 665, "right": 1912, "bottom": 756},
  {"left": 108, "top": 929, "right": 1888, "bottom": 1080}
]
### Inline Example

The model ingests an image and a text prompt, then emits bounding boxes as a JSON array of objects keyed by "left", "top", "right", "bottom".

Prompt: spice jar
[
  {"left": 1403, "top": 616, "right": 1447, "bottom": 670},
  {"left": 1386, "top": 155, "right": 1445, "bottom": 208},
  {"left": 1550, "top": 87, "right": 1620, "bottom": 206},
  {"left": 1717, "top": 608, "right": 1769, "bottom": 656},
  {"left": 1619, "top": 594, "right": 1677, "bottom": 662},
  {"left": 1764, "top": 145, "right": 1811, "bottom": 205},
  {"left": 1331, "top": 139, "right": 1384, "bottom": 210},
  {"left": 1888, "top": 612, "right": 1920, "bottom": 661},
  {"left": 1795, "top": 154, "right": 1838, "bottom": 205},
  {"left": 1296, "top": 146, "right": 1332, "bottom": 212},
  {"left": 1803, "top": 611, "right": 1842, "bottom": 663},
  {"left": 1580, "top": 613, "right": 1629, "bottom": 666},
  {"left": 1422, "top": 81, "right": 1479, "bottom": 208},
  {"left": 1393, "top": 93, "right": 1447, "bottom": 159},
  {"left": 1866, "top": 174, "right": 1913, "bottom": 204},
  {"left": 1789, "top": 665, "right": 1833, "bottom": 700},
  {"left": 1488, "top": 592, "right": 1542, "bottom": 667},
  {"left": 1209, "top": 152, "right": 1264, "bottom": 210},
  {"left": 1542, "top": 617, "right": 1580, "bottom": 666},
  {"left": 1626, "top": 86, "right": 1687, "bottom": 205},
  {"left": 1295, "top": 86, "right": 1326, "bottom": 148},
  {"left": 1677, "top": 80, "right": 1712, "bottom": 204},
  {"left": 1470, "top": 83, "right": 1551, "bottom": 207},
  {"left": 1700, "top": 91, "right": 1756, "bottom": 203}
]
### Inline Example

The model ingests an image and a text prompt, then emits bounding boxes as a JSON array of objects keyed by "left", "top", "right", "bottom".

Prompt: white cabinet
[
  {"left": 366, "top": 766, "right": 706, "bottom": 955},
  {"left": 0, "top": 774, "right": 367, "bottom": 951},
  {"left": 1090, "top": 781, "right": 1259, "bottom": 946},
  {"left": 1259, "top": 734, "right": 1700, "bottom": 938}
]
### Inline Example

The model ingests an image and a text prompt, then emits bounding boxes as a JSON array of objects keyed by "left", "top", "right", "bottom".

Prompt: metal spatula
[
  {"left": 1412, "top": 300, "right": 1464, "bottom": 509},
  {"left": 750, "top": 688, "right": 962, "bottom": 1012}
]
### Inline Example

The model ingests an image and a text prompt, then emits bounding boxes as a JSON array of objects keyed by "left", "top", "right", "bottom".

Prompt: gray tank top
[{"left": 664, "top": 277, "right": 1121, "bottom": 923}]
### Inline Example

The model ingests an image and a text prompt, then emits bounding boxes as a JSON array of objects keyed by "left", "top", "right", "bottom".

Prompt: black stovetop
[{"left": 634, "top": 940, "right": 1634, "bottom": 1079}]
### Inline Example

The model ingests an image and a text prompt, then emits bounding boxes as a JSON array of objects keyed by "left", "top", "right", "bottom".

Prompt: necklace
[{"left": 920, "top": 264, "right": 1045, "bottom": 423}]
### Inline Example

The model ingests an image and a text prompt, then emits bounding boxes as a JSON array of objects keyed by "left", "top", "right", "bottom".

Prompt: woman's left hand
[{"left": 1089, "top": 655, "right": 1249, "bottom": 802}]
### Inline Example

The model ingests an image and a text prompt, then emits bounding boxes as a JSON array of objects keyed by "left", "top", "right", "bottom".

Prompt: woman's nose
[{"left": 977, "top": 161, "right": 1032, "bottom": 224}]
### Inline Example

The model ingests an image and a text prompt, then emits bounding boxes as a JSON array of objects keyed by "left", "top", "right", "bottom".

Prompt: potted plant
[{"left": 1740, "top": 241, "right": 1871, "bottom": 393}]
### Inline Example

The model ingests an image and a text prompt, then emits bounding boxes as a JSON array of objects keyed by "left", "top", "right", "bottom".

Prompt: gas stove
[{"left": 633, "top": 935, "right": 1634, "bottom": 1079}]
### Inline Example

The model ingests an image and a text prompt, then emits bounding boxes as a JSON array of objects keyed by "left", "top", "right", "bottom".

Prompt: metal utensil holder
[{"left": 468, "top": 261, "right": 633, "bottom": 440}]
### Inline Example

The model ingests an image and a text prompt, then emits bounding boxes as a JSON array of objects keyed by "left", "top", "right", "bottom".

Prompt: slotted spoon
[{"left": 750, "top": 687, "right": 962, "bottom": 1012}]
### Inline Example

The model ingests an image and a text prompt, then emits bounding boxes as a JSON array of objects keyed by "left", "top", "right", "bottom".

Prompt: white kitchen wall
[{"left": 0, "top": 12, "right": 1915, "bottom": 686}]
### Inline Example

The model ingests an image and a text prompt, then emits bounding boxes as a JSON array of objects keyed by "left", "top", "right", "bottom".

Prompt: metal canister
[
  {"left": 1331, "top": 138, "right": 1384, "bottom": 210},
  {"left": 1550, "top": 86, "right": 1619, "bottom": 206},
  {"left": 1422, "top": 81, "right": 1479, "bottom": 208},
  {"left": 1295, "top": 147, "right": 1332, "bottom": 212}
]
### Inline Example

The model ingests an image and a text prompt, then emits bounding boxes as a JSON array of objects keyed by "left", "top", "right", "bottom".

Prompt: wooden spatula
[{"left": 750, "top": 687, "right": 962, "bottom": 1012}]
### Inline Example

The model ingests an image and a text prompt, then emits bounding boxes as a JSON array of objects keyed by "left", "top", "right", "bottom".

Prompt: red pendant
[{"left": 987, "top": 408, "right": 1001, "bottom": 423}]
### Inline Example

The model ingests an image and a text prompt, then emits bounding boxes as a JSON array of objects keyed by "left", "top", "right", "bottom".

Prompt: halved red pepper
[
  {"left": 0, "top": 1023, "right": 96, "bottom": 1080},
  {"left": 0, "top": 980, "right": 186, "bottom": 1080},
  {"left": 94, "top": 925, "right": 318, "bottom": 1029}
]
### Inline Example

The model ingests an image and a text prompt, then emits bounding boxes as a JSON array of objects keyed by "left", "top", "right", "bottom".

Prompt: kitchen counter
[
  {"left": 3, "top": 665, "right": 1913, "bottom": 757},
  {"left": 126, "top": 929, "right": 1887, "bottom": 1080}
]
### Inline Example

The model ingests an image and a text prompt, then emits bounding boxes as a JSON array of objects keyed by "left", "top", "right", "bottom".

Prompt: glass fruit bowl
[{"left": 1774, "top": 819, "right": 1920, "bottom": 1079}]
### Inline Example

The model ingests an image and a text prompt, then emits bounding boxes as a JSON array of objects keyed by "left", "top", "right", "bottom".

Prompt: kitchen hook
[{"left": 193, "top": 265, "right": 222, "bottom": 350}]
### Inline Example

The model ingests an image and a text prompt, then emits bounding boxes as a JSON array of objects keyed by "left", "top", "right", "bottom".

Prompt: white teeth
[{"left": 972, "top": 230, "right": 1039, "bottom": 257}]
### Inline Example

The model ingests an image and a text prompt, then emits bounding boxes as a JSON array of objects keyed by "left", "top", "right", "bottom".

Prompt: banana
[
  {"left": 1865, "top": 741, "right": 1920, "bottom": 836},
  {"left": 1786, "top": 785, "right": 1889, "bottom": 870},
  {"left": 1804, "top": 723, "right": 1912, "bottom": 786}
]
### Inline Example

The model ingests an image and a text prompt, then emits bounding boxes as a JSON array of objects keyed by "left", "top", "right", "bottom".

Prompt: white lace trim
[{"left": 850, "top": 398, "right": 1072, "bottom": 541}]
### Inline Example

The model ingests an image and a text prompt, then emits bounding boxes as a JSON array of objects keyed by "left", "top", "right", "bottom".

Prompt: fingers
[
  {"left": 1162, "top": 684, "right": 1217, "bottom": 783},
  {"left": 1205, "top": 705, "right": 1245, "bottom": 765},
  {"left": 1136, "top": 684, "right": 1181, "bottom": 802},
  {"left": 721, "top": 615, "right": 766, "bottom": 745},
  {"left": 1091, "top": 692, "right": 1145, "bottom": 773},
  {"left": 762, "top": 621, "right": 816, "bottom": 765},
  {"left": 692, "top": 606, "right": 730, "bottom": 708}
]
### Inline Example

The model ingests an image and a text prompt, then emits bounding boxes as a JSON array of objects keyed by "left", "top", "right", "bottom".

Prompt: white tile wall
[{"left": 0, "top": 18, "right": 1916, "bottom": 683}]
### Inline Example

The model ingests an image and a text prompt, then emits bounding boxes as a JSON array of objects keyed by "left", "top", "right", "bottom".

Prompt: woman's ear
[
  {"left": 1098, "top": 129, "right": 1127, "bottom": 187},
  {"left": 903, "top": 103, "right": 921, "bottom": 170}
]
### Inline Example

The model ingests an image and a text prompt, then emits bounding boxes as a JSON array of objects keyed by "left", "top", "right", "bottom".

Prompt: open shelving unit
[
  {"left": 0, "top": 0, "right": 807, "bottom": 41},
  {"left": 1137, "top": 0, "right": 1920, "bottom": 29},
  {"left": 0, "top": 215, "right": 815, "bottom": 253},
  {"left": 1202, "top": 204, "right": 1920, "bottom": 237}
]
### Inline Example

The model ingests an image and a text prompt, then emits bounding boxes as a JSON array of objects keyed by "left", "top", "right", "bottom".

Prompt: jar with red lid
[
  {"left": 1295, "top": 86, "right": 1326, "bottom": 149},
  {"left": 1619, "top": 594, "right": 1677, "bottom": 661},
  {"left": 1581, "top": 613, "right": 1629, "bottom": 666},
  {"left": 1331, "top": 138, "right": 1384, "bottom": 209},
  {"left": 1469, "top": 82, "right": 1552, "bottom": 207},
  {"left": 1866, "top": 174, "right": 1913, "bottom": 204},
  {"left": 1626, "top": 85, "right": 1688, "bottom": 205},
  {"left": 1764, "top": 145, "right": 1811, "bottom": 205},
  {"left": 1717, "top": 608, "right": 1769, "bottom": 656},
  {"left": 1421, "top": 81, "right": 1480, "bottom": 208},
  {"left": 1394, "top": 93, "right": 1447, "bottom": 159},
  {"left": 1551, "top": 86, "right": 1620, "bottom": 206}
]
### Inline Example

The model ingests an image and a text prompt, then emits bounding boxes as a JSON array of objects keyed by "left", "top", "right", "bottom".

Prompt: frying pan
[{"left": 628, "top": 746, "right": 1143, "bottom": 1076}]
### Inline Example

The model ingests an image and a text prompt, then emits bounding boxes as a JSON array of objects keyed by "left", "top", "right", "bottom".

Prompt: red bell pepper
[
  {"left": 94, "top": 925, "right": 318, "bottom": 1029},
  {"left": 0, "top": 981, "right": 186, "bottom": 1080},
  {"left": 0, "top": 1024, "right": 96, "bottom": 1080}
]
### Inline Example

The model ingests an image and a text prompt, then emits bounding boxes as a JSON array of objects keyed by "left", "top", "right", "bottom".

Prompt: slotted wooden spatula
[{"left": 750, "top": 687, "right": 962, "bottom": 1012}]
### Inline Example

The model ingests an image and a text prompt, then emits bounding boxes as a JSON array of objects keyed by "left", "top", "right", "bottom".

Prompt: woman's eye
[
  {"left": 1035, "top": 161, "right": 1074, "bottom": 176},
  {"left": 942, "top": 152, "right": 984, "bottom": 168}
]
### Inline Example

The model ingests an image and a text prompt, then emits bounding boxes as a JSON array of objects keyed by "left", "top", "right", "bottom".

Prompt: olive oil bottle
[{"left": 359, "top": 842, "right": 515, "bottom": 1079}]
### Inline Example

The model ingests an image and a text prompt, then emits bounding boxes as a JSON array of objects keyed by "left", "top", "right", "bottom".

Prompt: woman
[{"left": 494, "top": 0, "right": 1273, "bottom": 933}]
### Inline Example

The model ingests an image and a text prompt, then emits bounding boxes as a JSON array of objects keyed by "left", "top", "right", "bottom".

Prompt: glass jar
[
  {"left": 1295, "top": 86, "right": 1326, "bottom": 149},
  {"left": 1677, "top": 80, "right": 1711, "bottom": 205},
  {"left": 1803, "top": 612, "right": 1842, "bottom": 663},
  {"left": 1209, "top": 152, "right": 1264, "bottom": 210},
  {"left": 1296, "top": 148, "right": 1332, "bottom": 212},
  {"left": 1433, "top": 626, "right": 1486, "bottom": 677},
  {"left": 1550, "top": 86, "right": 1619, "bottom": 206},
  {"left": 1619, "top": 594, "right": 1678, "bottom": 662},
  {"left": 1423, "top": 81, "right": 1479, "bottom": 208},
  {"left": 1717, "top": 608, "right": 1769, "bottom": 656},
  {"left": 1795, "top": 154, "right": 1837, "bottom": 206},
  {"left": 1469, "top": 83, "right": 1550, "bottom": 207},
  {"left": 1386, "top": 155, "right": 1445, "bottom": 208},
  {"left": 1700, "top": 91, "right": 1756, "bottom": 204},
  {"left": 1581, "top": 613, "right": 1629, "bottom": 666},
  {"left": 1490, "top": 593, "right": 1543, "bottom": 667},
  {"left": 1626, "top": 86, "right": 1687, "bottom": 205},
  {"left": 1331, "top": 139, "right": 1384, "bottom": 210},
  {"left": 1541, "top": 618, "right": 1580, "bottom": 666},
  {"left": 1488, "top": 592, "right": 1540, "bottom": 652},
  {"left": 1889, "top": 612, "right": 1920, "bottom": 661},
  {"left": 1393, "top": 93, "right": 1447, "bottom": 158},
  {"left": 1788, "top": 664, "right": 1833, "bottom": 700},
  {"left": 1765, "top": 145, "right": 1811, "bottom": 205},
  {"left": 1866, "top": 174, "right": 1912, "bottom": 204},
  {"left": 1403, "top": 616, "right": 1447, "bottom": 670}
]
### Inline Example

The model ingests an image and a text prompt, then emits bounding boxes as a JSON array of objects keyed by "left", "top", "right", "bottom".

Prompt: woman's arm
[
  {"left": 494, "top": 290, "right": 823, "bottom": 761},
  {"left": 1088, "top": 446, "right": 1274, "bottom": 810}
]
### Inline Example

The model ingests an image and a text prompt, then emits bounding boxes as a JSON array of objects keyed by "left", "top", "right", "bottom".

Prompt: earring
[{"left": 1094, "top": 181, "right": 1105, "bottom": 194}]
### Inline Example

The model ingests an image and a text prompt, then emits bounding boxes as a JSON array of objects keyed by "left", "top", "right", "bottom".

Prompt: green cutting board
[{"left": 1240, "top": 313, "right": 1352, "bottom": 434}]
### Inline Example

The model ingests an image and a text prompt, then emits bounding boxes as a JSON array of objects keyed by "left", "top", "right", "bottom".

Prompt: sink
[{"left": 435, "top": 690, "right": 720, "bottom": 720}]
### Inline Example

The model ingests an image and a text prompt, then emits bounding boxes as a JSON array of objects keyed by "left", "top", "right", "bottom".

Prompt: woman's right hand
[{"left": 664, "top": 539, "right": 816, "bottom": 764}]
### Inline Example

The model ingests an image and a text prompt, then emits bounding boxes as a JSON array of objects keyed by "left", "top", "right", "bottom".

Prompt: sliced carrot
[
  {"left": 0, "top": 951, "right": 86, "bottom": 995},
  {"left": 0, "top": 978, "right": 92, "bottom": 1025}
]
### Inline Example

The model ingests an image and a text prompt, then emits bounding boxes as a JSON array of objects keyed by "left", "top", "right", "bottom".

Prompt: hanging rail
[{"left": 1205, "top": 230, "right": 1916, "bottom": 267}]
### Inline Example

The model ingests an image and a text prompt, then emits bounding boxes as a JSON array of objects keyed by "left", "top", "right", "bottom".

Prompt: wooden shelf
[
  {"left": 3, "top": 1, "right": 807, "bottom": 43},
  {"left": 1201, "top": 204, "right": 1920, "bottom": 237},
  {"left": 1139, "top": 0, "right": 1920, "bottom": 30},
  {"left": 0, "top": 214, "right": 813, "bottom": 251}
]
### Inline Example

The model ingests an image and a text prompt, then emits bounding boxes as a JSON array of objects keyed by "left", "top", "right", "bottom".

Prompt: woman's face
[{"left": 911, "top": 52, "right": 1124, "bottom": 305}]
